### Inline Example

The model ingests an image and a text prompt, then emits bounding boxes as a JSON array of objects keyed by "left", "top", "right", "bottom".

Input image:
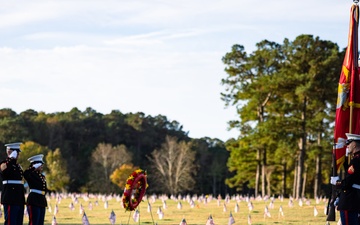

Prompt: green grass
[{"left": 28, "top": 193, "right": 338, "bottom": 225}]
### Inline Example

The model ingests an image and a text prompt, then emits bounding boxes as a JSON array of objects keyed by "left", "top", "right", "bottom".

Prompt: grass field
[{"left": 19, "top": 193, "right": 339, "bottom": 225}]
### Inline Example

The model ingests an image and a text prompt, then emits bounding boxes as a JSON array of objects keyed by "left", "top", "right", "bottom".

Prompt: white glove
[
  {"left": 9, "top": 151, "right": 17, "bottom": 159},
  {"left": 330, "top": 176, "right": 340, "bottom": 185},
  {"left": 33, "top": 163, "right": 42, "bottom": 169}
]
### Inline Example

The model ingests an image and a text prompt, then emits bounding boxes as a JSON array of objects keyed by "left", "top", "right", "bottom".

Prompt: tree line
[
  {"left": 221, "top": 34, "right": 344, "bottom": 199},
  {"left": 0, "top": 107, "right": 231, "bottom": 195}
]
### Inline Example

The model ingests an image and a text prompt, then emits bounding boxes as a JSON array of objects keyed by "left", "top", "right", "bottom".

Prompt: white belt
[
  {"left": 30, "top": 189, "right": 45, "bottom": 195},
  {"left": 2, "top": 180, "right": 23, "bottom": 185},
  {"left": 352, "top": 184, "right": 360, "bottom": 189}
]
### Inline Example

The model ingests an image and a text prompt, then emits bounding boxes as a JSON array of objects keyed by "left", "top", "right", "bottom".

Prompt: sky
[{"left": 0, "top": 0, "right": 355, "bottom": 141}]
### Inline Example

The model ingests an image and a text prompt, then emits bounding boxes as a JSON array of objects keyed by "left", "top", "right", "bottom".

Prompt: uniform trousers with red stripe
[
  {"left": 27, "top": 205, "right": 45, "bottom": 225},
  {"left": 3, "top": 204, "right": 24, "bottom": 225},
  {"left": 340, "top": 210, "right": 359, "bottom": 225}
]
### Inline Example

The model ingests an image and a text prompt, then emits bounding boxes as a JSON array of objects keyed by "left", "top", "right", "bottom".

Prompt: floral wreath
[{"left": 122, "top": 169, "right": 148, "bottom": 211}]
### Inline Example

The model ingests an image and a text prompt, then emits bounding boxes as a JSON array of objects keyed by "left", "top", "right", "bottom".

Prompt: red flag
[{"left": 334, "top": 4, "right": 360, "bottom": 172}]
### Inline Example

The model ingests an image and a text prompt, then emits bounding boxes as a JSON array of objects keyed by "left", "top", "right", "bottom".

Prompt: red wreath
[{"left": 122, "top": 169, "right": 148, "bottom": 211}]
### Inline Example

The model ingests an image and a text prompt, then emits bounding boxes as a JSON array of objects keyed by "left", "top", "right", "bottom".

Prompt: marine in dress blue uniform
[
  {"left": 0, "top": 143, "right": 25, "bottom": 225},
  {"left": 332, "top": 133, "right": 360, "bottom": 225},
  {"left": 23, "top": 154, "right": 47, "bottom": 225}
]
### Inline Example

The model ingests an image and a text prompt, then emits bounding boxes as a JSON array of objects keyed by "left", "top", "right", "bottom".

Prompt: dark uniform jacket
[
  {"left": 337, "top": 151, "right": 360, "bottom": 211},
  {"left": 24, "top": 166, "right": 47, "bottom": 207},
  {"left": 0, "top": 157, "right": 25, "bottom": 205}
]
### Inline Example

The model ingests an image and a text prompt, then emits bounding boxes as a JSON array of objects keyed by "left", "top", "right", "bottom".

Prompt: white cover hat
[
  {"left": 5, "top": 142, "right": 22, "bottom": 152},
  {"left": 346, "top": 133, "right": 360, "bottom": 145},
  {"left": 346, "top": 133, "right": 360, "bottom": 140},
  {"left": 27, "top": 154, "right": 44, "bottom": 164}
]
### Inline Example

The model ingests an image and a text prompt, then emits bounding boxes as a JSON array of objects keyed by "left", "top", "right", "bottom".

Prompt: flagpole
[
  {"left": 349, "top": 0, "right": 359, "bottom": 134},
  {"left": 349, "top": 1, "right": 359, "bottom": 159}
]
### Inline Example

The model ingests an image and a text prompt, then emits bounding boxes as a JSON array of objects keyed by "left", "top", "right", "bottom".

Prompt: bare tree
[
  {"left": 147, "top": 136, "right": 196, "bottom": 195},
  {"left": 88, "top": 143, "right": 132, "bottom": 193}
]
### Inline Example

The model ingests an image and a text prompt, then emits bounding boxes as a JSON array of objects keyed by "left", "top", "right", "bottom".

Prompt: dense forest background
[
  {"left": 0, "top": 107, "right": 231, "bottom": 196},
  {"left": 0, "top": 34, "right": 346, "bottom": 199}
]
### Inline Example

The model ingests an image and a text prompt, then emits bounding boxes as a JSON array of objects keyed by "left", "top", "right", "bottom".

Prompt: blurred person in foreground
[
  {"left": 0, "top": 142, "right": 25, "bottom": 225},
  {"left": 24, "top": 154, "right": 47, "bottom": 225},
  {"left": 331, "top": 133, "right": 360, "bottom": 225}
]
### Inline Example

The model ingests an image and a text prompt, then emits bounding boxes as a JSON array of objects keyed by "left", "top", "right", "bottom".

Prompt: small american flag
[
  {"left": 69, "top": 202, "right": 74, "bottom": 211},
  {"left": 248, "top": 202, "right": 254, "bottom": 211},
  {"left": 288, "top": 199, "right": 293, "bottom": 207},
  {"left": 133, "top": 209, "right": 140, "bottom": 222},
  {"left": 79, "top": 204, "right": 84, "bottom": 215},
  {"left": 314, "top": 206, "right": 318, "bottom": 217},
  {"left": 264, "top": 206, "right": 271, "bottom": 218},
  {"left": 298, "top": 199, "right": 303, "bottom": 207},
  {"left": 247, "top": 214, "right": 252, "bottom": 225},
  {"left": 228, "top": 212, "right": 235, "bottom": 225},
  {"left": 109, "top": 210, "right": 116, "bottom": 224},
  {"left": 179, "top": 218, "right": 187, "bottom": 225},
  {"left": 54, "top": 204, "right": 59, "bottom": 215},
  {"left": 162, "top": 200, "right": 167, "bottom": 209},
  {"left": 158, "top": 210, "right": 164, "bottom": 219},
  {"left": 56, "top": 195, "right": 62, "bottom": 204},
  {"left": 234, "top": 203, "right": 239, "bottom": 213},
  {"left": 279, "top": 205, "right": 284, "bottom": 217},
  {"left": 51, "top": 216, "right": 57, "bottom": 225},
  {"left": 147, "top": 202, "right": 152, "bottom": 212},
  {"left": 225, "top": 195, "right": 230, "bottom": 204},
  {"left": 223, "top": 203, "right": 227, "bottom": 212},
  {"left": 205, "top": 215, "right": 215, "bottom": 225},
  {"left": 177, "top": 201, "right": 182, "bottom": 209},
  {"left": 88, "top": 201, "right": 93, "bottom": 210},
  {"left": 82, "top": 212, "right": 90, "bottom": 225},
  {"left": 269, "top": 200, "right": 274, "bottom": 209}
]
